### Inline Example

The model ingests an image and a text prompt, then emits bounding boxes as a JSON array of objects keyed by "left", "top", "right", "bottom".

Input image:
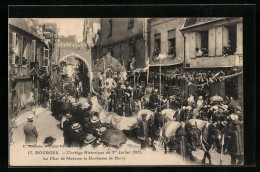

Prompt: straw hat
[
  {"left": 230, "top": 114, "right": 239, "bottom": 121},
  {"left": 71, "top": 123, "right": 81, "bottom": 130},
  {"left": 212, "top": 105, "right": 219, "bottom": 111},
  {"left": 84, "top": 134, "right": 96, "bottom": 144},
  {"left": 198, "top": 96, "right": 203, "bottom": 100},
  {"left": 186, "top": 106, "right": 192, "bottom": 111},
  {"left": 98, "top": 127, "right": 107, "bottom": 135},
  {"left": 65, "top": 113, "right": 72, "bottom": 119},
  {"left": 27, "top": 115, "right": 34, "bottom": 122},
  {"left": 91, "top": 116, "right": 99, "bottom": 123}
]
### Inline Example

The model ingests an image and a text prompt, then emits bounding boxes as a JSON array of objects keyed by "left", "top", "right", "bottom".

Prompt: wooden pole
[
  {"left": 147, "top": 66, "right": 149, "bottom": 87},
  {"left": 159, "top": 65, "right": 162, "bottom": 96},
  {"left": 220, "top": 134, "right": 225, "bottom": 165}
]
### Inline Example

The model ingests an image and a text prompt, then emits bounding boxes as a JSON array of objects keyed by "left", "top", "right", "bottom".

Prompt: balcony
[
  {"left": 185, "top": 54, "right": 243, "bottom": 68},
  {"left": 149, "top": 54, "right": 183, "bottom": 66}
]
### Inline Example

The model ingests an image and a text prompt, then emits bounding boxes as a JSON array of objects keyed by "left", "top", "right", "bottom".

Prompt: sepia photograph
[{"left": 8, "top": 16, "right": 245, "bottom": 166}]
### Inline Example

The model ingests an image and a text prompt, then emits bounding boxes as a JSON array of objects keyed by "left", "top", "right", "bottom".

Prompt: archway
[{"left": 58, "top": 53, "right": 93, "bottom": 95}]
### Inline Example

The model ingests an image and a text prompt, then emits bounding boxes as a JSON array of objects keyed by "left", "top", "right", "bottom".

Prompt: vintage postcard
[{"left": 9, "top": 16, "right": 244, "bottom": 166}]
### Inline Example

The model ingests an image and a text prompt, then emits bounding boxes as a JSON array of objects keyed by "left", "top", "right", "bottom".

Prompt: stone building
[
  {"left": 147, "top": 18, "right": 186, "bottom": 96},
  {"left": 181, "top": 17, "right": 243, "bottom": 103},
  {"left": 97, "top": 18, "right": 146, "bottom": 70},
  {"left": 8, "top": 18, "right": 51, "bottom": 116}
]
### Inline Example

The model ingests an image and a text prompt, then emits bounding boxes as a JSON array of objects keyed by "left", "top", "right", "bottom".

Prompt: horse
[{"left": 160, "top": 119, "right": 202, "bottom": 161}]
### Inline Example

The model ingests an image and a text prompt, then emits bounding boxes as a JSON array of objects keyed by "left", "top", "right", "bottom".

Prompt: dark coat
[
  {"left": 70, "top": 129, "right": 84, "bottom": 147},
  {"left": 149, "top": 94, "right": 159, "bottom": 109},
  {"left": 116, "top": 87, "right": 124, "bottom": 102},
  {"left": 227, "top": 123, "right": 244, "bottom": 156},
  {"left": 24, "top": 122, "right": 38, "bottom": 145},
  {"left": 137, "top": 120, "right": 149, "bottom": 140}
]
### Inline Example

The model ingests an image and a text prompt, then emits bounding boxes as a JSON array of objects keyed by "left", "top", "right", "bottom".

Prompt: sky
[{"left": 36, "top": 18, "right": 85, "bottom": 42}]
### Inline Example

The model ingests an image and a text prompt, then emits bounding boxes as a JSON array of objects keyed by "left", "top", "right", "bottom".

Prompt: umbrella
[
  {"left": 101, "top": 129, "right": 127, "bottom": 147},
  {"left": 161, "top": 121, "right": 182, "bottom": 138},
  {"left": 210, "top": 95, "right": 223, "bottom": 103},
  {"left": 228, "top": 100, "right": 242, "bottom": 111},
  {"left": 161, "top": 109, "right": 178, "bottom": 120},
  {"left": 137, "top": 109, "right": 154, "bottom": 121}
]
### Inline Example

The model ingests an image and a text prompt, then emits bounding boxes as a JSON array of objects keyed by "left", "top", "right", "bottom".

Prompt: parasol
[
  {"left": 161, "top": 121, "right": 182, "bottom": 138},
  {"left": 137, "top": 109, "right": 154, "bottom": 121},
  {"left": 161, "top": 109, "right": 178, "bottom": 120},
  {"left": 210, "top": 95, "right": 223, "bottom": 103},
  {"left": 228, "top": 100, "right": 242, "bottom": 111},
  {"left": 101, "top": 129, "right": 127, "bottom": 147}
]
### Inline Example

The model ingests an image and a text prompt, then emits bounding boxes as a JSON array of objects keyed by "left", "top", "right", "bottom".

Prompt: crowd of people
[{"left": 23, "top": 71, "right": 244, "bottom": 165}]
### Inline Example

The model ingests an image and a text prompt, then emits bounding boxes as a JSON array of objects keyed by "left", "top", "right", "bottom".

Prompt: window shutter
[
  {"left": 31, "top": 40, "right": 36, "bottom": 62},
  {"left": 11, "top": 32, "right": 16, "bottom": 64},
  {"left": 168, "top": 29, "right": 176, "bottom": 39},
  {"left": 154, "top": 33, "right": 161, "bottom": 40}
]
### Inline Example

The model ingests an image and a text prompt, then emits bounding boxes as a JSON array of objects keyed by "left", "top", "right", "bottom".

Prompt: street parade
[{"left": 9, "top": 17, "right": 245, "bottom": 165}]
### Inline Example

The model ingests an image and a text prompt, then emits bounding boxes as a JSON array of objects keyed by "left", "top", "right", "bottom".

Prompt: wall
[
  {"left": 100, "top": 18, "right": 143, "bottom": 45},
  {"left": 99, "top": 18, "right": 145, "bottom": 69},
  {"left": 149, "top": 18, "right": 185, "bottom": 65},
  {"left": 184, "top": 18, "right": 243, "bottom": 68},
  {"left": 9, "top": 26, "right": 46, "bottom": 114}
]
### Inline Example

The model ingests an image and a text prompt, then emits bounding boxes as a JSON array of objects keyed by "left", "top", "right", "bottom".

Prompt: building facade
[
  {"left": 181, "top": 17, "right": 243, "bottom": 103},
  {"left": 9, "top": 18, "right": 52, "bottom": 116},
  {"left": 98, "top": 18, "right": 146, "bottom": 70},
  {"left": 147, "top": 18, "right": 186, "bottom": 96}
]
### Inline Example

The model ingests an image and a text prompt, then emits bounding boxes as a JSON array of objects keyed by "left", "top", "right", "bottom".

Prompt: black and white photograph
[{"left": 8, "top": 16, "right": 246, "bottom": 166}]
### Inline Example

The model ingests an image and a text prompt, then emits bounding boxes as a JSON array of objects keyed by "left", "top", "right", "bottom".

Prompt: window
[
  {"left": 43, "top": 48, "right": 49, "bottom": 67},
  {"left": 200, "top": 31, "right": 208, "bottom": 50},
  {"left": 168, "top": 29, "right": 176, "bottom": 57},
  {"left": 153, "top": 33, "right": 161, "bottom": 58},
  {"left": 21, "top": 37, "right": 29, "bottom": 66},
  {"left": 108, "top": 47, "right": 113, "bottom": 56},
  {"left": 107, "top": 19, "right": 112, "bottom": 37},
  {"left": 223, "top": 24, "right": 237, "bottom": 55},
  {"left": 154, "top": 33, "right": 161, "bottom": 51},
  {"left": 130, "top": 44, "right": 136, "bottom": 57},
  {"left": 196, "top": 30, "right": 208, "bottom": 57},
  {"left": 128, "top": 18, "right": 134, "bottom": 30}
]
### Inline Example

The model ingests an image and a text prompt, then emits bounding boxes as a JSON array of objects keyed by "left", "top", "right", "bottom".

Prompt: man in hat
[
  {"left": 70, "top": 123, "right": 84, "bottom": 147},
  {"left": 84, "top": 116, "right": 101, "bottom": 138},
  {"left": 108, "top": 90, "right": 117, "bottom": 112},
  {"left": 123, "top": 91, "right": 132, "bottom": 117},
  {"left": 84, "top": 134, "right": 97, "bottom": 149},
  {"left": 149, "top": 90, "right": 159, "bottom": 110},
  {"left": 225, "top": 117, "right": 244, "bottom": 165},
  {"left": 134, "top": 84, "right": 144, "bottom": 111},
  {"left": 24, "top": 115, "right": 38, "bottom": 145},
  {"left": 137, "top": 114, "right": 149, "bottom": 149},
  {"left": 63, "top": 113, "right": 73, "bottom": 146},
  {"left": 201, "top": 115, "right": 220, "bottom": 165}
]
